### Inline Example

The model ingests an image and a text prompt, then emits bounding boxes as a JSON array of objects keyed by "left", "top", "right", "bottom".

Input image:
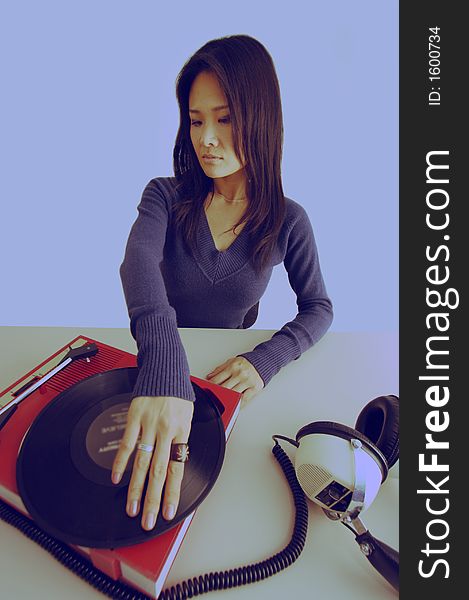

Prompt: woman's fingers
[
  {"left": 241, "top": 387, "right": 257, "bottom": 404},
  {"left": 207, "top": 367, "right": 232, "bottom": 386},
  {"left": 141, "top": 433, "right": 172, "bottom": 530},
  {"left": 125, "top": 432, "right": 156, "bottom": 518},
  {"left": 232, "top": 382, "right": 249, "bottom": 393},
  {"left": 111, "top": 409, "right": 141, "bottom": 484},
  {"left": 207, "top": 357, "right": 264, "bottom": 395},
  {"left": 207, "top": 361, "right": 229, "bottom": 378},
  {"left": 161, "top": 439, "right": 188, "bottom": 521},
  {"left": 219, "top": 375, "right": 243, "bottom": 390},
  {"left": 110, "top": 395, "right": 193, "bottom": 530}
]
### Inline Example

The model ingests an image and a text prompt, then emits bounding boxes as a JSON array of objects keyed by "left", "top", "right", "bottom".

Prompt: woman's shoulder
[
  {"left": 282, "top": 194, "right": 313, "bottom": 234},
  {"left": 268, "top": 195, "right": 315, "bottom": 263},
  {"left": 142, "top": 176, "right": 181, "bottom": 206}
]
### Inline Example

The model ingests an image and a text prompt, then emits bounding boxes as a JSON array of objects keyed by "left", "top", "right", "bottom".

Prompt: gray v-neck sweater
[{"left": 120, "top": 177, "right": 333, "bottom": 402}]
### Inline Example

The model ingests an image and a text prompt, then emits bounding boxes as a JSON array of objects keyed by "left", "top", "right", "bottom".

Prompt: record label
[{"left": 84, "top": 400, "right": 129, "bottom": 470}]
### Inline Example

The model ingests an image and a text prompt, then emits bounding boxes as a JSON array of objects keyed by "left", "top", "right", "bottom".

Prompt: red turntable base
[{"left": 0, "top": 335, "right": 242, "bottom": 598}]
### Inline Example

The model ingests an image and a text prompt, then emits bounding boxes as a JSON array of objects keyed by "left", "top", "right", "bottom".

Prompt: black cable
[
  {"left": 272, "top": 434, "right": 299, "bottom": 448},
  {"left": 0, "top": 499, "right": 150, "bottom": 600},
  {"left": 0, "top": 440, "right": 307, "bottom": 599},
  {"left": 341, "top": 520, "right": 357, "bottom": 535},
  {"left": 158, "top": 441, "right": 308, "bottom": 599}
]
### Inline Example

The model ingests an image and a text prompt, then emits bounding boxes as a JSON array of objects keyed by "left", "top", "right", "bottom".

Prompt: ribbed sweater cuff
[
  {"left": 133, "top": 314, "right": 196, "bottom": 402},
  {"left": 238, "top": 332, "right": 301, "bottom": 387}
]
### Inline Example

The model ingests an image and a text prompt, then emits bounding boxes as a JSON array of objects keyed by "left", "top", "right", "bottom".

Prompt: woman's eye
[{"left": 190, "top": 117, "right": 230, "bottom": 127}]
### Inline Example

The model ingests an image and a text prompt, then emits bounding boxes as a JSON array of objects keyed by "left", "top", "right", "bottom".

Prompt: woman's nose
[{"left": 200, "top": 124, "right": 219, "bottom": 146}]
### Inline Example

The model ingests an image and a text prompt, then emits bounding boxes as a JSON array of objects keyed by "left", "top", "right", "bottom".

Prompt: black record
[{"left": 16, "top": 367, "right": 225, "bottom": 549}]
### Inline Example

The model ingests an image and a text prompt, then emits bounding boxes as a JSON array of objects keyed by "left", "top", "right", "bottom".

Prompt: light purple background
[{"left": 0, "top": 1, "right": 398, "bottom": 332}]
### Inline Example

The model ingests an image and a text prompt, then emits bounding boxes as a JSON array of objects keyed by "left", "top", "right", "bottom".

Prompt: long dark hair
[{"left": 172, "top": 34, "right": 286, "bottom": 271}]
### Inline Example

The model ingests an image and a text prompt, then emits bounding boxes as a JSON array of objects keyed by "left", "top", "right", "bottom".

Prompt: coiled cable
[
  {"left": 0, "top": 440, "right": 307, "bottom": 599},
  {"left": 158, "top": 441, "right": 308, "bottom": 599},
  {"left": 0, "top": 498, "right": 150, "bottom": 599}
]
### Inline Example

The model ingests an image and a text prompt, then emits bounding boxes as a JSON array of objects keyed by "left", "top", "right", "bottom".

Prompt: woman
[{"left": 111, "top": 34, "right": 333, "bottom": 532}]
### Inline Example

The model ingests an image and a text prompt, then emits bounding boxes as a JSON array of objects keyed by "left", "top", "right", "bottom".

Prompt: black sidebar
[{"left": 400, "top": 2, "right": 465, "bottom": 598}]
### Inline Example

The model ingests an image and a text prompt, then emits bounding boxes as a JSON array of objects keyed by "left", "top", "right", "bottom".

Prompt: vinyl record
[{"left": 16, "top": 367, "right": 225, "bottom": 548}]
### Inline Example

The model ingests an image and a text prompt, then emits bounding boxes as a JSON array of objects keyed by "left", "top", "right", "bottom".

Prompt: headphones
[
  {"left": 275, "top": 395, "right": 399, "bottom": 591},
  {"left": 295, "top": 394, "right": 399, "bottom": 514}
]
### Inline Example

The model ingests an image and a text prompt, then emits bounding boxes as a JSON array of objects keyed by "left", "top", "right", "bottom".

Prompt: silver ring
[{"left": 137, "top": 442, "right": 155, "bottom": 453}]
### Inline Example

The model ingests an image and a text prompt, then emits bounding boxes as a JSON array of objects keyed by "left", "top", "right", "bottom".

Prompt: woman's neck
[
  {"left": 213, "top": 188, "right": 247, "bottom": 204},
  {"left": 211, "top": 171, "right": 248, "bottom": 204}
]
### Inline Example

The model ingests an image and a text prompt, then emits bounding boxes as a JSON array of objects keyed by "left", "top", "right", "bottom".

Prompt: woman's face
[{"left": 189, "top": 71, "right": 245, "bottom": 179}]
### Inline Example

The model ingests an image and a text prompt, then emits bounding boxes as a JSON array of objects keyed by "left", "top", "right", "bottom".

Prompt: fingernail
[
  {"left": 145, "top": 513, "right": 155, "bottom": 530},
  {"left": 128, "top": 500, "right": 138, "bottom": 516},
  {"left": 164, "top": 504, "right": 175, "bottom": 520},
  {"left": 112, "top": 472, "right": 122, "bottom": 484}
]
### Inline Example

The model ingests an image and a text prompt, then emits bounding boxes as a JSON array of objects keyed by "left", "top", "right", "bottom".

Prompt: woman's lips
[{"left": 202, "top": 155, "right": 222, "bottom": 163}]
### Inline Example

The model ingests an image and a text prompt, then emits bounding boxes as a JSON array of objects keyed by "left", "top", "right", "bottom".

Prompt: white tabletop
[{"left": 0, "top": 327, "right": 399, "bottom": 599}]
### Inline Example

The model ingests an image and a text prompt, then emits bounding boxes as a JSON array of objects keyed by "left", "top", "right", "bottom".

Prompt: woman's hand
[
  {"left": 206, "top": 356, "right": 264, "bottom": 404},
  {"left": 111, "top": 395, "right": 194, "bottom": 530}
]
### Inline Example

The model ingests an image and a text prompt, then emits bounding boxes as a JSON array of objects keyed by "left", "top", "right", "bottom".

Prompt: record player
[{"left": 0, "top": 336, "right": 242, "bottom": 598}]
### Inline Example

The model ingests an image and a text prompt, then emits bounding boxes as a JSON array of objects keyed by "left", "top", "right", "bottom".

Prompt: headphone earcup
[
  {"left": 355, "top": 395, "right": 399, "bottom": 469},
  {"left": 296, "top": 420, "right": 388, "bottom": 481}
]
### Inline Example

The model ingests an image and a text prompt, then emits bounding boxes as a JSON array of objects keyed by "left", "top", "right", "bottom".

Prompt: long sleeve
[
  {"left": 119, "top": 179, "right": 196, "bottom": 402},
  {"left": 238, "top": 204, "right": 333, "bottom": 386}
]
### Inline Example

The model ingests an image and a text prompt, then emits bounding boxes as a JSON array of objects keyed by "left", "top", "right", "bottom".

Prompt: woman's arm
[
  {"left": 114, "top": 179, "right": 196, "bottom": 530},
  {"left": 206, "top": 203, "right": 333, "bottom": 400},
  {"left": 237, "top": 203, "right": 333, "bottom": 387},
  {"left": 120, "top": 178, "right": 195, "bottom": 402}
]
